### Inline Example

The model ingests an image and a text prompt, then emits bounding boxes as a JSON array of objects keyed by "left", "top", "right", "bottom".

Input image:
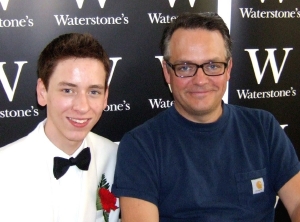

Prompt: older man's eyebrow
[{"left": 89, "top": 84, "right": 105, "bottom": 89}]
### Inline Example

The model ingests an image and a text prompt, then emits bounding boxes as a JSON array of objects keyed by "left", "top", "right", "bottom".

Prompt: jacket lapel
[{"left": 78, "top": 137, "right": 98, "bottom": 222}]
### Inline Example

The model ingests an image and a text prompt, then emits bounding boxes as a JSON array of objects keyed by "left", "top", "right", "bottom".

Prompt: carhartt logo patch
[{"left": 251, "top": 178, "right": 264, "bottom": 194}]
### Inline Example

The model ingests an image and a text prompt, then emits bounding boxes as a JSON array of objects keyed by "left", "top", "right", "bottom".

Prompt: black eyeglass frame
[{"left": 166, "top": 61, "right": 228, "bottom": 78}]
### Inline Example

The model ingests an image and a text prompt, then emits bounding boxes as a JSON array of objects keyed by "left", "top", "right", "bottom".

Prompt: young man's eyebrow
[
  {"left": 58, "top": 82, "right": 77, "bottom": 87},
  {"left": 58, "top": 82, "right": 105, "bottom": 89}
]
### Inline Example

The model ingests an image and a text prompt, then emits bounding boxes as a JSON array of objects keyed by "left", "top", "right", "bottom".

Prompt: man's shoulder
[
  {"left": 226, "top": 104, "right": 278, "bottom": 132},
  {"left": 227, "top": 103, "right": 274, "bottom": 119},
  {"left": 0, "top": 130, "right": 36, "bottom": 153},
  {"left": 0, "top": 131, "right": 38, "bottom": 169},
  {"left": 130, "top": 108, "right": 170, "bottom": 133},
  {"left": 0, "top": 136, "right": 28, "bottom": 153}
]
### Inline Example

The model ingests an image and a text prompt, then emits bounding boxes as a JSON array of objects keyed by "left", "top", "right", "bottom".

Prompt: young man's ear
[{"left": 36, "top": 78, "right": 47, "bottom": 107}]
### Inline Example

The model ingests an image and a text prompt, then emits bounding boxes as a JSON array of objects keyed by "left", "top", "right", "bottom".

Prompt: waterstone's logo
[
  {"left": 105, "top": 100, "right": 130, "bottom": 112},
  {"left": 0, "top": 106, "right": 39, "bottom": 118},
  {"left": 147, "top": 56, "right": 174, "bottom": 109},
  {"left": 245, "top": 48, "right": 292, "bottom": 84},
  {"left": 148, "top": 0, "right": 195, "bottom": 24},
  {"left": 0, "top": 0, "right": 34, "bottom": 27},
  {"left": 0, "top": 61, "right": 27, "bottom": 102},
  {"left": 75, "top": 0, "right": 107, "bottom": 8},
  {"left": 148, "top": 13, "right": 177, "bottom": 24},
  {"left": 56, "top": 1, "right": 128, "bottom": 26},
  {"left": 236, "top": 48, "right": 297, "bottom": 100}
]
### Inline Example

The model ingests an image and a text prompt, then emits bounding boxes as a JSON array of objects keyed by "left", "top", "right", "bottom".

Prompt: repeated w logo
[
  {"left": 0, "top": 61, "right": 27, "bottom": 102},
  {"left": 0, "top": 0, "right": 9, "bottom": 10},
  {"left": 245, "top": 48, "right": 293, "bottom": 84},
  {"left": 261, "top": 0, "right": 283, "bottom": 2},
  {"left": 168, "top": 0, "right": 196, "bottom": 8},
  {"left": 75, "top": 0, "right": 107, "bottom": 9}
]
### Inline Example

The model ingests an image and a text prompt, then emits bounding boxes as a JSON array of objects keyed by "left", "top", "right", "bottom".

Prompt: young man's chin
[{"left": 66, "top": 131, "right": 90, "bottom": 143}]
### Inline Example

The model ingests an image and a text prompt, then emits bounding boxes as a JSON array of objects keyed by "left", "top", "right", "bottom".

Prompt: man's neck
[{"left": 175, "top": 104, "right": 223, "bottom": 124}]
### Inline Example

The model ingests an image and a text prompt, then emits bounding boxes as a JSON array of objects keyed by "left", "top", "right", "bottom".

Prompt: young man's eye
[
  {"left": 63, "top": 89, "right": 72, "bottom": 93},
  {"left": 90, "top": 90, "right": 100, "bottom": 95}
]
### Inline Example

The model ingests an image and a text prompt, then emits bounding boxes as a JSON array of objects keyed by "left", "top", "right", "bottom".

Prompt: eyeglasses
[{"left": 166, "top": 61, "right": 228, "bottom": 78}]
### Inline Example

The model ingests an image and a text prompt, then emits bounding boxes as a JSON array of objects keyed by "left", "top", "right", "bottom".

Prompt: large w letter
[
  {"left": 0, "top": 61, "right": 27, "bottom": 102},
  {"left": 75, "top": 0, "right": 84, "bottom": 9},
  {"left": 109, "top": 57, "right": 122, "bottom": 85},
  {"left": 261, "top": 0, "right": 283, "bottom": 3},
  {"left": 245, "top": 48, "right": 292, "bottom": 84},
  {"left": 168, "top": 0, "right": 196, "bottom": 8},
  {"left": 0, "top": 0, "right": 9, "bottom": 10},
  {"left": 75, "top": 0, "right": 107, "bottom": 8},
  {"left": 98, "top": 0, "right": 107, "bottom": 8}
]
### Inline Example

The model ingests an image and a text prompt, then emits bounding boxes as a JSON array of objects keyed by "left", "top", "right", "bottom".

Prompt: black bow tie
[{"left": 53, "top": 147, "right": 91, "bottom": 180}]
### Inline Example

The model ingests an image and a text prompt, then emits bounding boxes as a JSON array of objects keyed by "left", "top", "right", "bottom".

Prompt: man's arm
[
  {"left": 120, "top": 197, "right": 159, "bottom": 222},
  {"left": 278, "top": 171, "right": 300, "bottom": 222}
]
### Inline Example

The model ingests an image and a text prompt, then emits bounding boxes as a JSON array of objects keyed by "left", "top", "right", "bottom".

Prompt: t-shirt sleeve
[
  {"left": 112, "top": 131, "right": 159, "bottom": 206},
  {"left": 267, "top": 113, "right": 300, "bottom": 192}
]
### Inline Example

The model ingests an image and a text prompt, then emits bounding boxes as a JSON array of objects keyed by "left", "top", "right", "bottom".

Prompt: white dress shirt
[{"left": 40, "top": 122, "right": 87, "bottom": 222}]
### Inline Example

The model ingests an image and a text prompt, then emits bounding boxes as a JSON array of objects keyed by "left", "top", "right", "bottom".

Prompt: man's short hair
[
  {"left": 37, "top": 33, "right": 110, "bottom": 89},
  {"left": 160, "top": 12, "right": 232, "bottom": 61}
]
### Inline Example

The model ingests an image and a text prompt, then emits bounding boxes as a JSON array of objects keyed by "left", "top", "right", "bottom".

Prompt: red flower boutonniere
[{"left": 96, "top": 174, "right": 118, "bottom": 222}]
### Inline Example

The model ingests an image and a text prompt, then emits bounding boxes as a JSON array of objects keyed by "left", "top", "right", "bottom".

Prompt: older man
[{"left": 112, "top": 12, "right": 300, "bottom": 222}]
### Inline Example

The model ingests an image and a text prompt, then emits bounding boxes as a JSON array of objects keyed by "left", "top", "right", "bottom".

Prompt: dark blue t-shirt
[{"left": 112, "top": 104, "right": 300, "bottom": 221}]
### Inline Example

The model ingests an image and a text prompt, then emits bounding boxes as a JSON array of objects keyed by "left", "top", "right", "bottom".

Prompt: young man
[
  {"left": 112, "top": 13, "right": 300, "bottom": 221},
  {"left": 0, "top": 33, "right": 119, "bottom": 222}
]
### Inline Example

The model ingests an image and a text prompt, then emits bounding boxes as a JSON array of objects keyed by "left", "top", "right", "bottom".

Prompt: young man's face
[
  {"left": 37, "top": 57, "right": 108, "bottom": 153},
  {"left": 163, "top": 28, "right": 232, "bottom": 123}
]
